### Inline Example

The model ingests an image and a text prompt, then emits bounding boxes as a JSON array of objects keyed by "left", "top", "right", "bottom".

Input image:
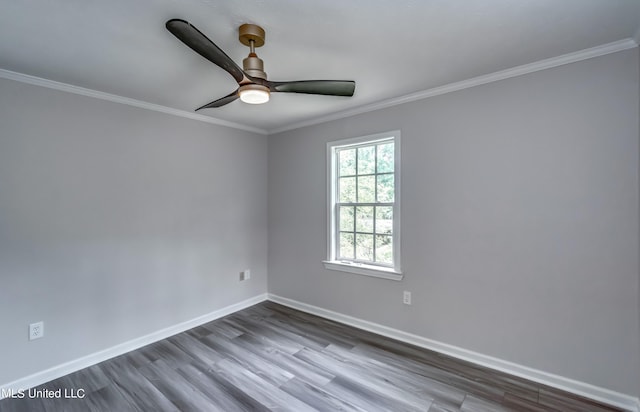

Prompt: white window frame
[{"left": 323, "top": 131, "right": 403, "bottom": 281}]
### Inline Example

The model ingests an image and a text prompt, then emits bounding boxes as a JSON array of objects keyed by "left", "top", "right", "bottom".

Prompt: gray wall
[
  {"left": 268, "top": 48, "right": 640, "bottom": 395},
  {"left": 0, "top": 78, "right": 268, "bottom": 385}
]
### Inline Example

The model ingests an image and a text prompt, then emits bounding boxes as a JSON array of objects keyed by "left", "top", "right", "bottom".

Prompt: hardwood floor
[{"left": 0, "top": 301, "right": 625, "bottom": 411}]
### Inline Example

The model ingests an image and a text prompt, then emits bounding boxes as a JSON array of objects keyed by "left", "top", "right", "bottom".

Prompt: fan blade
[
  {"left": 166, "top": 19, "right": 245, "bottom": 84},
  {"left": 268, "top": 80, "right": 355, "bottom": 96},
  {"left": 196, "top": 89, "right": 239, "bottom": 110}
]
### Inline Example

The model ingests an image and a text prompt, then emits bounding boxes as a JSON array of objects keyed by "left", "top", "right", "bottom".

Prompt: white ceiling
[{"left": 0, "top": 0, "right": 639, "bottom": 133}]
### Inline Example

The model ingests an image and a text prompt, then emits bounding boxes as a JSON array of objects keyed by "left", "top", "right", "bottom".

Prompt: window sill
[{"left": 322, "top": 260, "right": 403, "bottom": 281}]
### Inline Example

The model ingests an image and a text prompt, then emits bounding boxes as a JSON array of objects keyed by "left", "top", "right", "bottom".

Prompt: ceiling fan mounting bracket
[{"left": 239, "top": 23, "right": 265, "bottom": 48}]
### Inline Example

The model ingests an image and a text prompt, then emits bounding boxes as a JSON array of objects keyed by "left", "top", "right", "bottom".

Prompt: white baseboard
[
  {"left": 267, "top": 294, "right": 640, "bottom": 412},
  {"left": 3, "top": 292, "right": 637, "bottom": 411},
  {"left": 0, "top": 293, "right": 268, "bottom": 400}
]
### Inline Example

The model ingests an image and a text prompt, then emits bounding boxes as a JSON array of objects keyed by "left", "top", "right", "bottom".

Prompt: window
[{"left": 324, "top": 131, "right": 402, "bottom": 280}]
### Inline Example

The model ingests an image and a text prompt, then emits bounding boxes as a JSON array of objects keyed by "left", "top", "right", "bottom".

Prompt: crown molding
[
  {"left": 0, "top": 69, "right": 268, "bottom": 135},
  {"left": 269, "top": 38, "right": 638, "bottom": 134},
  {"left": 1, "top": 37, "right": 636, "bottom": 137}
]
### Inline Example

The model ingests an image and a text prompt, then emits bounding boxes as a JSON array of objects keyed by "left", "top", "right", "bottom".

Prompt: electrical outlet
[
  {"left": 403, "top": 291, "right": 411, "bottom": 305},
  {"left": 29, "top": 321, "right": 44, "bottom": 340},
  {"left": 239, "top": 270, "right": 251, "bottom": 281}
]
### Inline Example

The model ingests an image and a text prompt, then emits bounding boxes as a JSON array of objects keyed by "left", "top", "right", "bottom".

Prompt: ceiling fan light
[{"left": 239, "top": 84, "right": 270, "bottom": 104}]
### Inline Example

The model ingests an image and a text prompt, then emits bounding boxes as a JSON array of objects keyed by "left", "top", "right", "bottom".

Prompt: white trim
[
  {"left": 0, "top": 68, "right": 268, "bottom": 135},
  {"left": 322, "top": 260, "right": 403, "bottom": 281},
  {"left": 269, "top": 38, "right": 638, "bottom": 134},
  {"left": 267, "top": 294, "right": 640, "bottom": 412},
  {"left": 0, "top": 293, "right": 268, "bottom": 399},
  {"left": 326, "top": 131, "right": 402, "bottom": 276},
  {"left": 326, "top": 139, "right": 337, "bottom": 265}
]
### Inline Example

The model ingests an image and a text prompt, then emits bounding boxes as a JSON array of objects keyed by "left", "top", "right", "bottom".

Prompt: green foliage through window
[{"left": 335, "top": 139, "right": 395, "bottom": 266}]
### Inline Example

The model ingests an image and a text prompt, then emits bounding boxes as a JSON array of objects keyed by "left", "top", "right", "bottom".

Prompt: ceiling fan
[{"left": 166, "top": 19, "right": 356, "bottom": 110}]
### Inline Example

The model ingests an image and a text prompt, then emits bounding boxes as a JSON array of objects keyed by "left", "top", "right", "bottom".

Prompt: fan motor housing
[{"left": 243, "top": 53, "right": 267, "bottom": 79}]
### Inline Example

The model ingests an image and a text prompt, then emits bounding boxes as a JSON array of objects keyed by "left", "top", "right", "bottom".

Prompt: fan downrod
[{"left": 239, "top": 23, "right": 267, "bottom": 80}]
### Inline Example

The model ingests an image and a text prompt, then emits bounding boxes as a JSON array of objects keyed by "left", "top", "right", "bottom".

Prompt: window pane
[
  {"left": 355, "top": 234, "right": 374, "bottom": 260},
  {"left": 377, "top": 142, "right": 394, "bottom": 173},
  {"left": 376, "top": 174, "right": 394, "bottom": 202},
  {"left": 358, "top": 175, "right": 375, "bottom": 203},
  {"left": 355, "top": 206, "right": 374, "bottom": 233},
  {"left": 376, "top": 206, "right": 393, "bottom": 234},
  {"left": 339, "top": 206, "right": 354, "bottom": 231},
  {"left": 331, "top": 136, "right": 397, "bottom": 268},
  {"left": 339, "top": 233, "right": 354, "bottom": 259},
  {"left": 375, "top": 235, "right": 393, "bottom": 264},
  {"left": 338, "top": 149, "right": 356, "bottom": 176},
  {"left": 339, "top": 177, "right": 356, "bottom": 203},
  {"left": 357, "top": 146, "right": 375, "bottom": 175}
]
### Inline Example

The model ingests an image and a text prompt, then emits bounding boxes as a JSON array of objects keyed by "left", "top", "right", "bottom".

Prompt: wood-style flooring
[{"left": 0, "top": 301, "right": 625, "bottom": 411}]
